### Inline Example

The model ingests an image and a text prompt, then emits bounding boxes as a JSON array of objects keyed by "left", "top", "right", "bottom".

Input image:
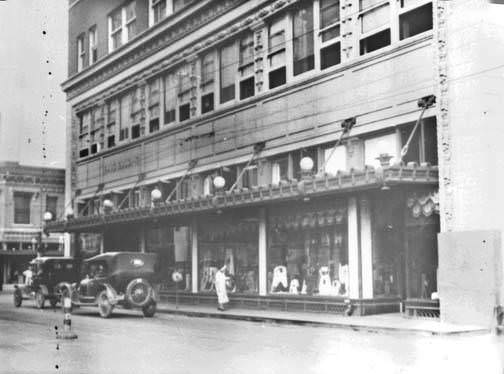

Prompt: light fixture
[
  {"left": 300, "top": 156, "right": 314, "bottom": 172},
  {"left": 213, "top": 175, "right": 226, "bottom": 190},
  {"left": 103, "top": 199, "right": 114, "bottom": 209},
  {"left": 151, "top": 188, "right": 162, "bottom": 201},
  {"left": 43, "top": 211, "right": 53, "bottom": 222}
]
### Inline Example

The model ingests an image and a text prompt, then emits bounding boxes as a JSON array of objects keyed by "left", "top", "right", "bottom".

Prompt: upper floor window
[
  {"left": 399, "top": 2, "right": 432, "bottom": 40},
  {"left": 108, "top": 2, "right": 137, "bottom": 52},
  {"left": 173, "top": 0, "right": 192, "bottom": 12},
  {"left": 292, "top": 3, "right": 314, "bottom": 76},
  {"left": 220, "top": 42, "right": 237, "bottom": 104},
  {"left": 177, "top": 65, "right": 192, "bottom": 121},
  {"left": 359, "top": 0, "right": 391, "bottom": 55},
  {"left": 14, "top": 192, "right": 31, "bottom": 224},
  {"left": 77, "top": 34, "right": 85, "bottom": 72},
  {"left": 164, "top": 72, "right": 177, "bottom": 124},
  {"left": 268, "top": 17, "right": 287, "bottom": 89},
  {"left": 201, "top": 52, "right": 215, "bottom": 114},
  {"left": 320, "top": 0, "right": 342, "bottom": 69},
  {"left": 151, "top": 0, "right": 167, "bottom": 25},
  {"left": 239, "top": 33, "right": 255, "bottom": 100},
  {"left": 89, "top": 26, "right": 98, "bottom": 65}
]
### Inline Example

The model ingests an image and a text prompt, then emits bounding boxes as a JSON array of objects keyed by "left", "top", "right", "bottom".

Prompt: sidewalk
[{"left": 156, "top": 301, "right": 489, "bottom": 336}]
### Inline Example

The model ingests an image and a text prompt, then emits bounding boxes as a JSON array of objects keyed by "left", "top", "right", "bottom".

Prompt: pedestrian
[{"left": 215, "top": 263, "right": 229, "bottom": 311}]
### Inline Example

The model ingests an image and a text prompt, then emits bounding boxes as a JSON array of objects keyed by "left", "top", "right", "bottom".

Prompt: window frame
[
  {"left": 88, "top": 26, "right": 98, "bottom": 65},
  {"left": 77, "top": 34, "right": 85, "bottom": 72},
  {"left": 13, "top": 192, "right": 32, "bottom": 225}
]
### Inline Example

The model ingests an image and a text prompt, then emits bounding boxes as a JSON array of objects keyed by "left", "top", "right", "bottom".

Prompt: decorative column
[
  {"left": 258, "top": 207, "right": 267, "bottom": 296},
  {"left": 191, "top": 218, "right": 198, "bottom": 293},
  {"left": 347, "top": 197, "right": 360, "bottom": 299},
  {"left": 188, "top": 56, "right": 199, "bottom": 118},
  {"left": 341, "top": 0, "right": 356, "bottom": 62},
  {"left": 359, "top": 197, "right": 373, "bottom": 299}
]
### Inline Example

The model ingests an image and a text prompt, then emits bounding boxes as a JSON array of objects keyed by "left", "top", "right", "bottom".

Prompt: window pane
[
  {"left": 359, "top": 28, "right": 391, "bottom": 55},
  {"left": 321, "top": 42, "right": 341, "bottom": 69},
  {"left": 111, "top": 10, "right": 122, "bottom": 30},
  {"left": 269, "top": 67, "right": 286, "bottom": 89},
  {"left": 14, "top": 192, "right": 31, "bottom": 224},
  {"left": 423, "top": 117, "right": 438, "bottom": 165},
  {"left": 321, "top": 25, "right": 340, "bottom": 42},
  {"left": 240, "top": 77, "right": 255, "bottom": 100},
  {"left": 201, "top": 93, "right": 214, "bottom": 114},
  {"left": 153, "top": 0, "right": 167, "bottom": 23},
  {"left": 399, "top": 3, "right": 433, "bottom": 40},
  {"left": 360, "top": 0, "right": 385, "bottom": 11},
  {"left": 201, "top": 53, "right": 214, "bottom": 84},
  {"left": 320, "top": 0, "right": 340, "bottom": 28},
  {"left": 173, "top": 0, "right": 192, "bottom": 12},
  {"left": 164, "top": 73, "right": 177, "bottom": 123},
  {"left": 364, "top": 133, "right": 397, "bottom": 167},
  {"left": 361, "top": 4, "right": 390, "bottom": 34},
  {"left": 293, "top": 4, "right": 314, "bottom": 76},
  {"left": 127, "top": 21, "right": 137, "bottom": 40},
  {"left": 269, "top": 18, "right": 286, "bottom": 52},
  {"left": 125, "top": 2, "right": 136, "bottom": 21},
  {"left": 120, "top": 93, "right": 132, "bottom": 130},
  {"left": 220, "top": 43, "right": 237, "bottom": 103},
  {"left": 239, "top": 33, "right": 254, "bottom": 67}
]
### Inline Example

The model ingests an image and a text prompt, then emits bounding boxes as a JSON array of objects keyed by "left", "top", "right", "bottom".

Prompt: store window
[
  {"left": 399, "top": 117, "right": 438, "bottom": 165},
  {"left": 199, "top": 215, "right": 259, "bottom": 294},
  {"left": 106, "top": 99, "right": 118, "bottom": 148},
  {"left": 178, "top": 65, "right": 192, "bottom": 121},
  {"left": 119, "top": 92, "right": 132, "bottom": 141},
  {"left": 268, "top": 17, "right": 287, "bottom": 89},
  {"left": 146, "top": 226, "right": 192, "bottom": 291},
  {"left": 268, "top": 200, "right": 348, "bottom": 296},
  {"left": 293, "top": 3, "right": 314, "bottom": 76},
  {"left": 220, "top": 42, "right": 237, "bottom": 103},
  {"left": 14, "top": 192, "right": 32, "bottom": 224},
  {"left": 364, "top": 132, "right": 397, "bottom": 168},
  {"left": 241, "top": 165, "right": 258, "bottom": 189},
  {"left": 78, "top": 111, "right": 91, "bottom": 158},
  {"left": 271, "top": 156, "right": 289, "bottom": 184},
  {"left": 148, "top": 78, "right": 161, "bottom": 132}
]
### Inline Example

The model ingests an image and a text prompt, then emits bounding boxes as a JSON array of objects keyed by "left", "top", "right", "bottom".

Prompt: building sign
[{"left": 103, "top": 153, "right": 142, "bottom": 176}]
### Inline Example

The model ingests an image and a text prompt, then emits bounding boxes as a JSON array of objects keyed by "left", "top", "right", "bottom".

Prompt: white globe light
[
  {"left": 213, "top": 176, "right": 226, "bottom": 189},
  {"left": 43, "top": 211, "right": 53, "bottom": 221},
  {"left": 300, "top": 156, "right": 314, "bottom": 172},
  {"left": 151, "top": 188, "right": 162, "bottom": 201},
  {"left": 103, "top": 199, "right": 114, "bottom": 209}
]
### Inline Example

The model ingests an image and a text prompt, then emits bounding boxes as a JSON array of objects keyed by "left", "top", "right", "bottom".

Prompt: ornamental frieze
[{"left": 71, "top": 0, "right": 301, "bottom": 113}]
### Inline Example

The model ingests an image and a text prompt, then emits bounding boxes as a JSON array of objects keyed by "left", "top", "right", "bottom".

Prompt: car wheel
[
  {"left": 142, "top": 301, "right": 156, "bottom": 318},
  {"left": 49, "top": 298, "right": 58, "bottom": 308},
  {"left": 35, "top": 291, "right": 45, "bottom": 309},
  {"left": 60, "top": 288, "right": 73, "bottom": 313},
  {"left": 13, "top": 289, "right": 23, "bottom": 308},
  {"left": 125, "top": 279, "right": 152, "bottom": 308},
  {"left": 97, "top": 290, "right": 114, "bottom": 318}
]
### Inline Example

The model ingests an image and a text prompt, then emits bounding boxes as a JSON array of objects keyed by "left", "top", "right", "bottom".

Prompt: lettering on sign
[{"left": 103, "top": 154, "right": 141, "bottom": 175}]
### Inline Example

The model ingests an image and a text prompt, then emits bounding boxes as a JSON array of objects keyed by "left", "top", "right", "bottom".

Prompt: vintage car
[
  {"left": 59, "top": 252, "right": 159, "bottom": 318},
  {"left": 13, "top": 257, "right": 80, "bottom": 309}
]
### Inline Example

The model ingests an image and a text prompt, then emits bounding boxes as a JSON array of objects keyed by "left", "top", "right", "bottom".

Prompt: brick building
[
  {"left": 48, "top": 0, "right": 504, "bottom": 322},
  {"left": 0, "top": 162, "right": 65, "bottom": 286}
]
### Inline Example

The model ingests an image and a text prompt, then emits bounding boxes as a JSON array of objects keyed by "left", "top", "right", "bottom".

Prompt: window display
[
  {"left": 198, "top": 217, "right": 258, "bottom": 294},
  {"left": 268, "top": 201, "right": 349, "bottom": 297}
]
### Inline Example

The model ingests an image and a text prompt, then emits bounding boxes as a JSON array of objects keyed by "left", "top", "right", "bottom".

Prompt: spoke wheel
[
  {"left": 35, "top": 291, "right": 45, "bottom": 309},
  {"left": 97, "top": 290, "right": 114, "bottom": 318}
]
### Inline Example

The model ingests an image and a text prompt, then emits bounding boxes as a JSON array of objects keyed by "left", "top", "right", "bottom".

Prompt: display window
[
  {"left": 146, "top": 226, "right": 192, "bottom": 291},
  {"left": 268, "top": 200, "right": 349, "bottom": 297},
  {"left": 198, "top": 216, "right": 259, "bottom": 294}
]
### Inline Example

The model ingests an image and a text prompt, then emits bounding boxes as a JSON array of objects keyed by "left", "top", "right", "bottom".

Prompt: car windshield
[{"left": 82, "top": 261, "right": 108, "bottom": 278}]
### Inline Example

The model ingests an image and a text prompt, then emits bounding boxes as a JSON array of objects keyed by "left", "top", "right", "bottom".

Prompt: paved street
[{"left": 0, "top": 293, "right": 502, "bottom": 374}]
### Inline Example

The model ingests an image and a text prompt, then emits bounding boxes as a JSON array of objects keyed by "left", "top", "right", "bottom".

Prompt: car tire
[
  {"left": 13, "top": 289, "right": 22, "bottom": 308},
  {"left": 142, "top": 301, "right": 156, "bottom": 318},
  {"left": 35, "top": 291, "right": 45, "bottom": 309},
  {"left": 97, "top": 290, "right": 114, "bottom": 318},
  {"left": 125, "top": 279, "right": 152, "bottom": 308},
  {"left": 60, "top": 288, "right": 73, "bottom": 313}
]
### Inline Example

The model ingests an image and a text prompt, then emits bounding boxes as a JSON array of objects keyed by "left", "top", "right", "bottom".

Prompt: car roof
[
  {"left": 30, "top": 257, "right": 76, "bottom": 264},
  {"left": 83, "top": 252, "right": 156, "bottom": 264}
]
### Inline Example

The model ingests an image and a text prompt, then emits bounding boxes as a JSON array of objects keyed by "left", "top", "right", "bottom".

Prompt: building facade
[
  {"left": 0, "top": 162, "right": 65, "bottom": 286},
  {"left": 53, "top": 0, "right": 443, "bottom": 315}
]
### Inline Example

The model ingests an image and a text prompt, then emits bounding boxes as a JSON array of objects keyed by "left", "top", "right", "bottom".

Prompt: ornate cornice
[{"left": 70, "top": 0, "right": 302, "bottom": 112}]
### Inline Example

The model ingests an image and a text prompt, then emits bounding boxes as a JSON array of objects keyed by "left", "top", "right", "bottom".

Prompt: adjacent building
[
  {"left": 50, "top": 0, "right": 504, "bottom": 322},
  {"left": 0, "top": 162, "right": 65, "bottom": 286}
]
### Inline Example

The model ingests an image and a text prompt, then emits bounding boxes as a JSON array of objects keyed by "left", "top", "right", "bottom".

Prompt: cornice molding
[{"left": 69, "top": 0, "right": 301, "bottom": 111}]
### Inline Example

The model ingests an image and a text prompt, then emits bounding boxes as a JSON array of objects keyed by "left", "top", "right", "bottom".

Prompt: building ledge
[{"left": 46, "top": 164, "right": 438, "bottom": 232}]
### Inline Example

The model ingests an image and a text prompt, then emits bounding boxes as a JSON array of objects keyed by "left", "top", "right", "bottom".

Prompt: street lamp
[
  {"left": 103, "top": 199, "right": 113, "bottom": 213},
  {"left": 300, "top": 156, "right": 314, "bottom": 176},
  {"left": 151, "top": 188, "right": 162, "bottom": 201},
  {"left": 213, "top": 175, "right": 226, "bottom": 190},
  {"left": 43, "top": 211, "right": 53, "bottom": 222}
]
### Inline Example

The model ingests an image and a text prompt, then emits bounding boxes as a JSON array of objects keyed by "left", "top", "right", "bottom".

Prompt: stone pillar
[
  {"left": 258, "top": 208, "right": 267, "bottom": 296},
  {"left": 360, "top": 197, "right": 373, "bottom": 299},
  {"left": 191, "top": 218, "right": 198, "bottom": 293},
  {"left": 347, "top": 196, "right": 360, "bottom": 298}
]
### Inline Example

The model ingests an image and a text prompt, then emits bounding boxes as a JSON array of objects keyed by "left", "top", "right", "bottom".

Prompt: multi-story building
[
  {"left": 52, "top": 0, "right": 449, "bottom": 316},
  {"left": 0, "top": 162, "right": 65, "bottom": 286}
]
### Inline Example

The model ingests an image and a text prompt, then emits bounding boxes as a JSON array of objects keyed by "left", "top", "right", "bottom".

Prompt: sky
[{"left": 0, "top": 0, "right": 67, "bottom": 169}]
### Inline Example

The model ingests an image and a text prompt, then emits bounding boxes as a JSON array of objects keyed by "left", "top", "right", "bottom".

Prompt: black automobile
[
  {"left": 13, "top": 257, "right": 80, "bottom": 309},
  {"left": 59, "top": 252, "right": 158, "bottom": 318}
]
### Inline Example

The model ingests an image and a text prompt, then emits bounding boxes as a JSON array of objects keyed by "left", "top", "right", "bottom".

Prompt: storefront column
[
  {"left": 258, "top": 208, "right": 267, "bottom": 296},
  {"left": 347, "top": 197, "right": 360, "bottom": 299},
  {"left": 139, "top": 226, "right": 146, "bottom": 253},
  {"left": 191, "top": 219, "right": 198, "bottom": 294},
  {"left": 360, "top": 197, "right": 374, "bottom": 299}
]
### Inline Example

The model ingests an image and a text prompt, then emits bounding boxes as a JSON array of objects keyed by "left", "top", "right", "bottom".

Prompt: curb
[{"left": 156, "top": 306, "right": 490, "bottom": 336}]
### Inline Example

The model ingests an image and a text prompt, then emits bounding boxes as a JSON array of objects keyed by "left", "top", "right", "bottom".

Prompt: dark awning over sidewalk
[{"left": 45, "top": 165, "right": 438, "bottom": 233}]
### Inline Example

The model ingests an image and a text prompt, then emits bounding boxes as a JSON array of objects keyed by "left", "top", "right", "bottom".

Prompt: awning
[{"left": 45, "top": 164, "right": 438, "bottom": 233}]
